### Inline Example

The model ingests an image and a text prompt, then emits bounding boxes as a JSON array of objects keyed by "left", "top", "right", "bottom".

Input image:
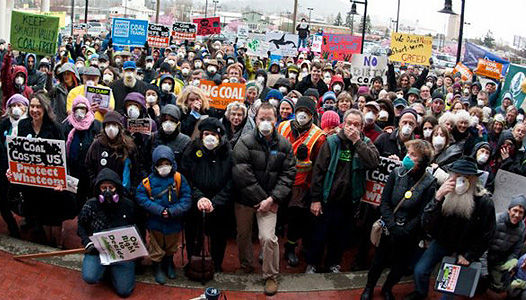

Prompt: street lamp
[
  {"left": 205, "top": 0, "right": 208, "bottom": 17},
  {"left": 438, "top": 0, "right": 465, "bottom": 64},
  {"left": 350, "top": 0, "right": 368, "bottom": 54},
  {"left": 307, "top": 8, "right": 313, "bottom": 26},
  {"left": 213, "top": 0, "right": 218, "bottom": 16},
  {"left": 396, "top": 0, "right": 400, "bottom": 32}
]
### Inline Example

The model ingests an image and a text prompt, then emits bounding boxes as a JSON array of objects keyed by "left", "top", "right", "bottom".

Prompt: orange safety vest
[{"left": 278, "top": 121, "right": 324, "bottom": 186}]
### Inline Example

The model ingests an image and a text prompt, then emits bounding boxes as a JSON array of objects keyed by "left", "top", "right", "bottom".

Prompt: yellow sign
[
  {"left": 390, "top": 33, "right": 433, "bottom": 66},
  {"left": 42, "top": 12, "right": 66, "bottom": 28}
]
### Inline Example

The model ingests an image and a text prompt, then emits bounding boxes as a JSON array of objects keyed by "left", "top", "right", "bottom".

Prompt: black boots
[
  {"left": 162, "top": 255, "right": 176, "bottom": 279},
  {"left": 152, "top": 262, "right": 167, "bottom": 285},
  {"left": 284, "top": 242, "right": 299, "bottom": 267}
]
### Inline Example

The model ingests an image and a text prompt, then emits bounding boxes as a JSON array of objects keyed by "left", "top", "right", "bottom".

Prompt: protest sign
[
  {"left": 452, "top": 62, "right": 473, "bottom": 82},
  {"left": 10, "top": 11, "right": 60, "bottom": 56},
  {"left": 311, "top": 35, "right": 323, "bottom": 53},
  {"left": 435, "top": 257, "right": 482, "bottom": 297},
  {"left": 390, "top": 33, "right": 433, "bottom": 66},
  {"left": 246, "top": 38, "right": 269, "bottom": 57},
  {"left": 193, "top": 17, "right": 221, "bottom": 36},
  {"left": 6, "top": 136, "right": 67, "bottom": 189},
  {"left": 85, "top": 85, "right": 111, "bottom": 109},
  {"left": 90, "top": 226, "right": 149, "bottom": 265},
  {"left": 127, "top": 118, "right": 152, "bottom": 135},
  {"left": 265, "top": 32, "right": 299, "bottom": 57},
  {"left": 147, "top": 23, "right": 171, "bottom": 49},
  {"left": 321, "top": 34, "right": 362, "bottom": 61},
  {"left": 475, "top": 58, "right": 503, "bottom": 80},
  {"left": 350, "top": 54, "right": 388, "bottom": 85},
  {"left": 111, "top": 18, "right": 148, "bottom": 47},
  {"left": 171, "top": 21, "right": 197, "bottom": 42},
  {"left": 361, "top": 157, "right": 401, "bottom": 206},
  {"left": 237, "top": 25, "right": 249, "bottom": 41},
  {"left": 463, "top": 41, "right": 509, "bottom": 76},
  {"left": 493, "top": 169, "right": 526, "bottom": 214},
  {"left": 65, "top": 175, "right": 79, "bottom": 194},
  {"left": 498, "top": 64, "right": 526, "bottom": 109},
  {"left": 199, "top": 80, "right": 246, "bottom": 110},
  {"left": 42, "top": 11, "right": 66, "bottom": 28},
  {"left": 73, "top": 24, "right": 87, "bottom": 36}
]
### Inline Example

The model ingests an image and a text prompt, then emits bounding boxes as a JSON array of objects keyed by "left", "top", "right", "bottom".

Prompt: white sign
[
  {"left": 493, "top": 169, "right": 526, "bottom": 214},
  {"left": 265, "top": 32, "right": 298, "bottom": 57},
  {"left": 350, "top": 54, "right": 388, "bottom": 85},
  {"left": 90, "top": 226, "right": 149, "bottom": 265},
  {"left": 311, "top": 35, "right": 323, "bottom": 53}
]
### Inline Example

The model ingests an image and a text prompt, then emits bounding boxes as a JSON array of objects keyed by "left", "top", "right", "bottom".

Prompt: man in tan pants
[{"left": 232, "top": 103, "right": 296, "bottom": 296}]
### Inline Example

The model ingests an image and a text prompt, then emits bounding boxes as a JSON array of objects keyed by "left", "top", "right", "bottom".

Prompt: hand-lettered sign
[
  {"left": 390, "top": 33, "right": 433, "bottom": 66},
  {"left": 321, "top": 34, "right": 362, "bottom": 61}
]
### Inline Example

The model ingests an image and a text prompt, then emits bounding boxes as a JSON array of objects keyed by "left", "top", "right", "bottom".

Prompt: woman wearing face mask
[
  {"left": 85, "top": 111, "right": 139, "bottom": 194},
  {"left": 420, "top": 116, "right": 438, "bottom": 142},
  {"left": 1, "top": 44, "right": 33, "bottom": 108},
  {"left": 181, "top": 118, "right": 233, "bottom": 272},
  {"left": 470, "top": 142, "right": 491, "bottom": 177},
  {"left": 376, "top": 99, "right": 396, "bottom": 132},
  {"left": 265, "top": 89, "right": 284, "bottom": 110},
  {"left": 204, "top": 59, "right": 222, "bottom": 84},
  {"left": 50, "top": 63, "right": 80, "bottom": 122},
  {"left": 157, "top": 75, "right": 177, "bottom": 107},
  {"left": 152, "top": 104, "right": 191, "bottom": 166},
  {"left": 63, "top": 95, "right": 102, "bottom": 211},
  {"left": 362, "top": 140, "right": 436, "bottom": 300},
  {"left": 488, "top": 114, "right": 506, "bottom": 150},
  {"left": 101, "top": 67, "right": 120, "bottom": 87},
  {"left": 430, "top": 124, "right": 461, "bottom": 175},
  {"left": 177, "top": 86, "right": 212, "bottom": 138},
  {"left": 145, "top": 85, "right": 162, "bottom": 121},
  {"left": 329, "top": 75, "right": 345, "bottom": 97},
  {"left": 222, "top": 101, "right": 256, "bottom": 148},
  {"left": 12, "top": 91, "right": 75, "bottom": 245}
]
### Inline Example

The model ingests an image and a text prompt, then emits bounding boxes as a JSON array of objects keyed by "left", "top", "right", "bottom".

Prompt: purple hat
[
  {"left": 6, "top": 94, "right": 29, "bottom": 107},
  {"left": 124, "top": 92, "right": 146, "bottom": 109},
  {"left": 358, "top": 86, "right": 370, "bottom": 95}
]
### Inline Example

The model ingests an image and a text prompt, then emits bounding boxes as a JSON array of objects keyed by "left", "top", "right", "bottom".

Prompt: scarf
[{"left": 66, "top": 96, "right": 95, "bottom": 154}]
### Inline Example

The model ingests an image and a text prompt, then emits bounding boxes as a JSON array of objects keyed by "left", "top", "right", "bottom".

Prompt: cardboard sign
[
  {"left": 85, "top": 85, "right": 111, "bottom": 109},
  {"left": 89, "top": 226, "right": 149, "bottom": 265},
  {"left": 112, "top": 18, "right": 148, "bottom": 47},
  {"left": 199, "top": 80, "right": 246, "bottom": 110},
  {"left": 237, "top": 25, "right": 249, "bottom": 41},
  {"left": 171, "top": 21, "right": 197, "bottom": 42},
  {"left": 6, "top": 136, "right": 67, "bottom": 189},
  {"left": 350, "top": 54, "right": 388, "bottom": 85},
  {"left": 265, "top": 32, "right": 299, "bottom": 57},
  {"left": 361, "top": 157, "right": 401, "bottom": 206},
  {"left": 475, "top": 58, "right": 503, "bottom": 80},
  {"left": 390, "top": 33, "right": 433, "bottom": 66},
  {"left": 147, "top": 23, "right": 171, "bottom": 48},
  {"left": 452, "top": 62, "right": 473, "bottom": 82},
  {"left": 246, "top": 38, "right": 269, "bottom": 57},
  {"left": 193, "top": 17, "right": 221, "bottom": 36},
  {"left": 435, "top": 257, "right": 482, "bottom": 297},
  {"left": 311, "top": 35, "right": 323, "bottom": 53},
  {"left": 321, "top": 34, "right": 362, "bottom": 61},
  {"left": 492, "top": 169, "right": 526, "bottom": 214},
  {"left": 10, "top": 11, "right": 60, "bottom": 56},
  {"left": 127, "top": 118, "right": 152, "bottom": 135}
]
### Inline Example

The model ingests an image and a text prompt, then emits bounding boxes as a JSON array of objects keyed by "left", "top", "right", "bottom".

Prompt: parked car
[{"left": 433, "top": 54, "right": 456, "bottom": 69}]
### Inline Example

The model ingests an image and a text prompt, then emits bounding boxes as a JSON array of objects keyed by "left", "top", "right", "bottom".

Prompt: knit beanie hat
[
  {"left": 358, "top": 86, "right": 370, "bottom": 95},
  {"left": 295, "top": 96, "right": 317, "bottom": 116},
  {"left": 198, "top": 117, "right": 225, "bottom": 136},
  {"left": 279, "top": 97, "right": 295, "bottom": 111},
  {"left": 6, "top": 94, "right": 29, "bottom": 107},
  {"left": 103, "top": 111, "right": 124, "bottom": 126},
  {"left": 322, "top": 91, "right": 337, "bottom": 103},
  {"left": 304, "top": 88, "right": 320, "bottom": 99},
  {"left": 265, "top": 89, "right": 284, "bottom": 101},
  {"left": 509, "top": 195, "right": 526, "bottom": 210},
  {"left": 321, "top": 110, "right": 340, "bottom": 130}
]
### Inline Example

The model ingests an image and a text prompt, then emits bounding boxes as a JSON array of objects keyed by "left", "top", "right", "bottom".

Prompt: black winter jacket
[{"left": 487, "top": 212, "right": 525, "bottom": 265}]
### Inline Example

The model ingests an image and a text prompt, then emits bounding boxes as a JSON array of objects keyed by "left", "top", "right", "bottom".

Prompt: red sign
[
  {"left": 192, "top": 17, "right": 221, "bottom": 36},
  {"left": 321, "top": 34, "right": 362, "bottom": 61},
  {"left": 147, "top": 23, "right": 171, "bottom": 49}
]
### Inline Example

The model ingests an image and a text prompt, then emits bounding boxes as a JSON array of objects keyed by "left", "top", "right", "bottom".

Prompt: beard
[
  {"left": 441, "top": 185, "right": 476, "bottom": 219},
  {"left": 123, "top": 76, "right": 136, "bottom": 88}
]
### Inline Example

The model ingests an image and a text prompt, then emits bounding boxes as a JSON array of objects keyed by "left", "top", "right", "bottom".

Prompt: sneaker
[
  {"left": 305, "top": 264, "right": 317, "bottom": 274},
  {"left": 264, "top": 277, "right": 278, "bottom": 296},
  {"left": 329, "top": 264, "right": 341, "bottom": 273}
]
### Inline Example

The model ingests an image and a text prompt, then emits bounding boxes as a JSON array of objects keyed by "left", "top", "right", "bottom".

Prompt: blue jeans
[
  {"left": 298, "top": 37, "right": 307, "bottom": 48},
  {"left": 82, "top": 254, "right": 136, "bottom": 298},
  {"left": 413, "top": 240, "right": 451, "bottom": 296}
]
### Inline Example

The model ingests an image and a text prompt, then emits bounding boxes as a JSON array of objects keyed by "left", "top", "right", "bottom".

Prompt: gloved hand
[
  {"left": 296, "top": 144, "right": 308, "bottom": 161},
  {"left": 511, "top": 279, "right": 526, "bottom": 289},
  {"left": 500, "top": 258, "right": 518, "bottom": 272},
  {"left": 85, "top": 242, "right": 99, "bottom": 255}
]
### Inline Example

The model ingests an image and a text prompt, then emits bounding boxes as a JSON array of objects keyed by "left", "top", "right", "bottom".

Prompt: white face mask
[
  {"left": 433, "top": 135, "right": 446, "bottom": 150},
  {"left": 471, "top": 116, "right": 479, "bottom": 126},
  {"left": 167, "top": 59, "right": 176, "bottom": 67},
  {"left": 518, "top": 114, "right": 525, "bottom": 123},
  {"left": 181, "top": 68, "right": 190, "bottom": 76},
  {"left": 76, "top": 63, "right": 84, "bottom": 69},
  {"left": 11, "top": 106, "right": 23, "bottom": 119},
  {"left": 417, "top": 115, "right": 423, "bottom": 125},
  {"left": 145, "top": 62, "right": 154, "bottom": 69},
  {"left": 401, "top": 124, "right": 413, "bottom": 137},
  {"left": 455, "top": 176, "right": 470, "bottom": 194},
  {"left": 423, "top": 128, "right": 433, "bottom": 138},
  {"left": 99, "top": 63, "right": 108, "bottom": 69},
  {"left": 333, "top": 85, "right": 342, "bottom": 92},
  {"left": 105, "top": 124, "right": 119, "bottom": 139},
  {"left": 85, "top": 80, "right": 95, "bottom": 86},
  {"left": 378, "top": 110, "right": 389, "bottom": 120},
  {"left": 195, "top": 61, "right": 202, "bottom": 68},
  {"left": 230, "top": 77, "right": 239, "bottom": 83},
  {"left": 426, "top": 82, "right": 433, "bottom": 88},
  {"left": 162, "top": 83, "right": 172, "bottom": 92},
  {"left": 477, "top": 99, "right": 484, "bottom": 107},
  {"left": 296, "top": 111, "right": 311, "bottom": 126},
  {"left": 127, "top": 105, "right": 140, "bottom": 119},
  {"left": 156, "top": 165, "right": 172, "bottom": 177},
  {"left": 146, "top": 95, "right": 157, "bottom": 104},
  {"left": 162, "top": 120, "right": 177, "bottom": 134},
  {"left": 192, "top": 79, "right": 201, "bottom": 86},
  {"left": 289, "top": 72, "right": 297, "bottom": 79},
  {"left": 207, "top": 66, "right": 217, "bottom": 73},
  {"left": 258, "top": 120, "right": 273, "bottom": 136},
  {"left": 103, "top": 73, "right": 113, "bottom": 84},
  {"left": 278, "top": 86, "right": 287, "bottom": 94},
  {"left": 256, "top": 76, "right": 265, "bottom": 84},
  {"left": 365, "top": 111, "right": 375, "bottom": 124},
  {"left": 115, "top": 58, "right": 122, "bottom": 65},
  {"left": 476, "top": 153, "right": 489, "bottom": 165},
  {"left": 74, "top": 109, "right": 86, "bottom": 120},
  {"left": 203, "top": 134, "right": 220, "bottom": 150},
  {"left": 15, "top": 76, "right": 25, "bottom": 86},
  {"left": 269, "top": 99, "right": 279, "bottom": 108}
]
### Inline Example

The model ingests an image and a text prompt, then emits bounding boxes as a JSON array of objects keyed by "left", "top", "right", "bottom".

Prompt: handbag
[
  {"left": 370, "top": 173, "right": 426, "bottom": 247},
  {"left": 185, "top": 211, "right": 215, "bottom": 284}
]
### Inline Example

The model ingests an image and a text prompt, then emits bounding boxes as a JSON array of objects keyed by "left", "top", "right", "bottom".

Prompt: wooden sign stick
[{"left": 13, "top": 248, "right": 86, "bottom": 260}]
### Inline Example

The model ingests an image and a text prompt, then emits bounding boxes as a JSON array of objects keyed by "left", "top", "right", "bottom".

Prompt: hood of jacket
[
  {"left": 159, "top": 74, "right": 175, "bottom": 93},
  {"left": 161, "top": 104, "right": 182, "bottom": 121},
  {"left": 12, "top": 65, "right": 29, "bottom": 85},
  {"left": 329, "top": 75, "right": 344, "bottom": 89},
  {"left": 24, "top": 53, "right": 37, "bottom": 74},
  {"left": 152, "top": 145, "right": 176, "bottom": 171},
  {"left": 94, "top": 168, "right": 123, "bottom": 191}
]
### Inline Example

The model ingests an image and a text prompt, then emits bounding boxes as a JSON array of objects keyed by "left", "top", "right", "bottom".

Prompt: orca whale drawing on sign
[{"left": 269, "top": 34, "right": 296, "bottom": 49}]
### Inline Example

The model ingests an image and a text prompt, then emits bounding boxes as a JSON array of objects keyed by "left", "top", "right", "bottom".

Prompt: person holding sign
[
  {"left": 361, "top": 140, "right": 436, "bottom": 300},
  {"left": 77, "top": 168, "right": 137, "bottom": 298}
]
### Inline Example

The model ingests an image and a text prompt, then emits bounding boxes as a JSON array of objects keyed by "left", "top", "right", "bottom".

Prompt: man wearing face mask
[
  {"left": 157, "top": 75, "right": 177, "bottom": 107},
  {"left": 374, "top": 108, "right": 418, "bottom": 161},
  {"left": 277, "top": 96, "right": 326, "bottom": 267},
  {"left": 78, "top": 168, "right": 137, "bottom": 298},
  {"left": 406, "top": 157, "right": 495, "bottom": 300},
  {"left": 233, "top": 103, "right": 296, "bottom": 296},
  {"left": 142, "top": 56, "right": 157, "bottom": 84},
  {"left": 273, "top": 78, "right": 291, "bottom": 96},
  {"left": 110, "top": 61, "right": 148, "bottom": 113},
  {"left": 362, "top": 101, "right": 383, "bottom": 142},
  {"left": 1, "top": 44, "right": 33, "bottom": 108},
  {"left": 204, "top": 59, "right": 222, "bottom": 84},
  {"left": 329, "top": 75, "right": 345, "bottom": 97},
  {"left": 307, "top": 109, "right": 379, "bottom": 274},
  {"left": 152, "top": 104, "right": 191, "bottom": 166}
]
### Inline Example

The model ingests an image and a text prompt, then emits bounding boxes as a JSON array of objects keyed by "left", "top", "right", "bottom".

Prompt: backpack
[{"left": 142, "top": 172, "right": 182, "bottom": 199}]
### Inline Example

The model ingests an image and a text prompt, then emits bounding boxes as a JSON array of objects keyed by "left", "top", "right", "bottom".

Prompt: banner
[
  {"left": 475, "top": 59, "right": 503, "bottom": 80},
  {"left": 499, "top": 64, "right": 526, "bottom": 109},
  {"left": 111, "top": 18, "right": 149, "bottom": 47},
  {"left": 311, "top": 35, "right": 323, "bottom": 53},
  {"left": 85, "top": 85, "right": 111, "bottom": 109},
  {"left": 361, "top": 157, "right": 401, "bottom": 206},
  {"left": 10, "top": 11, "right": 60, "bottom": 56},
  {"left": 493, "top": 169, "right": 526, "bottom": 214},
  {"left": 246, "top": 38, "right": 269, "bottom": 57},
  {"left": 265, "top": 32, "right": 299, "bottom": 57},
  {"left": 463, "top": 42, "right": 509, "bottom": 76},
  {"left": 321, "top": 34, "right": 362, "bottom": 61},
  {"left": 199, "top": 80, "right": 246, "bottom": 110},
  {"left": 6, "top": 136, "right": 67, "bottom": 189},
  {"left": 147, "top": 23, "right": 171, "bottom": 49},
  {"left": 390, "top": 33, "right": 433, "bottom": 66},
  {"left": 90, "top": 226, "right": 149, "bottom": 265},
  {"left": 127, "top": 118, "right": 152, "bottom": 135},
  {"left": 350, "top": 54, "right": 388, "bottom": 85},
  {"left": 452, "top": 62, "right": 473, "bottom": 82},
  {"left": 171, "top": 21, "right": 197, "bottom": 42},
  {"left": 193, "top": 17, "right": 221, "bottom": 36}
]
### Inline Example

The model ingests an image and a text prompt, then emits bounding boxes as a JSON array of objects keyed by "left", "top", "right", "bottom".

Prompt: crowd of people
[{"left": 0, "top": 28, "right": 526, "bottom": 299}]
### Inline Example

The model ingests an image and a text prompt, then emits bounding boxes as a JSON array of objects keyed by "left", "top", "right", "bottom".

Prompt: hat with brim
[{"left": 445, "top": 157, "right": 483, "bottom": 176}]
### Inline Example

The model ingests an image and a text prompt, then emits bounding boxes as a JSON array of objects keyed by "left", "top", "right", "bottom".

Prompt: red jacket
[{"left": 1, "top": 54, "right": 33, "bottom": 109}]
